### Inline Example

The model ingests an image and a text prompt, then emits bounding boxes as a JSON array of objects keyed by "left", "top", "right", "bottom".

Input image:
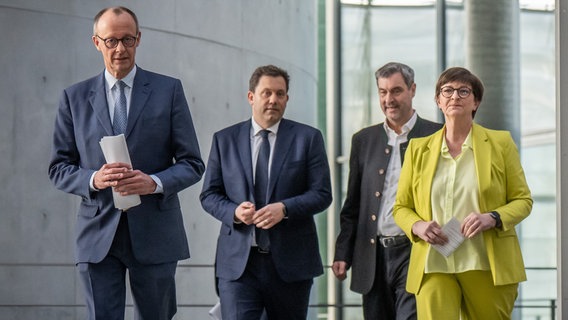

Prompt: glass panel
[{"left": 337, "top": 3, "right": 556, "bottom": 319}]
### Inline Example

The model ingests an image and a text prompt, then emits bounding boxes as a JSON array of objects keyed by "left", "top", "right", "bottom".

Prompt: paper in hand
[
  {"left": 431, "top": 217, "right": 465, "bottom": 257},
  {"left": 208, "top": 301, "right": 222, "bottom": 320},
  {"left": 99, "top": 134, "right": 141, "bottom": 210}
]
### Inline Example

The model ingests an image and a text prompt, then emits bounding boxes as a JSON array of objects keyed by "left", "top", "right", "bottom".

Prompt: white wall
[{"left": 0, "top": 1, "right": 318, "bottom": 319}]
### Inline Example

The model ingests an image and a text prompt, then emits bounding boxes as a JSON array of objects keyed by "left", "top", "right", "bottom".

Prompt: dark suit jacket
[
  {"left": 333, "top": 115, "right": 441, "bottom": 294},
  {"left": 200, "top": 118, "right": 332, "bottom": 283},
  {"left": 49, "top": 67, "right": 205, "bottom": 265}
]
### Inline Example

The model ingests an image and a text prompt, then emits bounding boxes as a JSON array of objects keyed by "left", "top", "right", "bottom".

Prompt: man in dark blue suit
[
  {"left": 48, "top": 6, "right": 204, "bottom": 320},
  {"left": 200, "top": 65, "right": 332, "bottom": 320}
]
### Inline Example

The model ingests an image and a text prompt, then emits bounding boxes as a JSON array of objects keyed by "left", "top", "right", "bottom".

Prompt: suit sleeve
[
  {"left": 200, "top": 133, "right": 240, "bottom": 227},
  {"left": 281, "top": 130, "right": 332, "bottom": 219},
  {"left": 493, "top": 133, "right": 533, "bottom": 231},
  {"left": 154, "top": 80, "right": 205, "bottom": 196},
  {"left": 333, "top": 134, "right": 361, "bottom": 264},
  {"left": 48, "top": 89, "right": 96, "bottom": 199}
]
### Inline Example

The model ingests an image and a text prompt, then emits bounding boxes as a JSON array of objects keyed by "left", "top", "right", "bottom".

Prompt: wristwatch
[{"left": 489, "top": 211, "right": 502, "bottom": 229}]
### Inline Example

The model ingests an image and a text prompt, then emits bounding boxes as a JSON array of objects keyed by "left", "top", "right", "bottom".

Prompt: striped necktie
[{"left": 113, "top": 80, "right": 127, "bottom": 135}]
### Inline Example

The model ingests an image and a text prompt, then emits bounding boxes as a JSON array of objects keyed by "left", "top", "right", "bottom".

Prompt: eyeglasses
[
  {"left": 96, "top": 35, "right": 138, "bottom": 49},
  {"left": 440, "top": 87, "right": 472, "bottom": 98}
]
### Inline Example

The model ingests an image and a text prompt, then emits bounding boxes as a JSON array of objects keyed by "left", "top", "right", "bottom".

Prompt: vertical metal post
[
  {"left": 556, "top": 0, "right": 568, "bottom": 318},
  {"left": 436, "top": 0, "right": 447, "bottom": 72},
  {"left": 436, "top": 0, "right": 447, "bottom": 123},
  {"left": 326, "top": 0, "right": 342, "bottom": 319}
]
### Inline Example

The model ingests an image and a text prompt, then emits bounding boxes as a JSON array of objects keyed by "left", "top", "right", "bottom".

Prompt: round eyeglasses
[
  {"left": 96, "top": 35, "right": 138, "bottom": 49},
  {"left": 440, "top": 87, "right": 472, "bottom": 99}
]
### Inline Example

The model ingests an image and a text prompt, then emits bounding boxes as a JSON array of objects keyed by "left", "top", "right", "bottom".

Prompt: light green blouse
[{"left": 426, "top": 130, "right": 491, "bottom": 274}]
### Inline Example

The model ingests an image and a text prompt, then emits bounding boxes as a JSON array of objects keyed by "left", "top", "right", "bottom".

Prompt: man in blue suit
[
  {"left": 200, "top": 65, "right": 332, "bottom": 320},
  {"left": 48, "top": 6, "right": 204, "bottom": 320}
]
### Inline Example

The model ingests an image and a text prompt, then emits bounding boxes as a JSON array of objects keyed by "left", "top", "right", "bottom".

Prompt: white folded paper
[
  {"left": 99, "top": 134, "right": 141, "bottom": 210},
  {"left": 431, "top": 217, "right": 465, "bottom": 257},
  {"left": 208, "top": 301, "right": 222, "bottom": 320}
]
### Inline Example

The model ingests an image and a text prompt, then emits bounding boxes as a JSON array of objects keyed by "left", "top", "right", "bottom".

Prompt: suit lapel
[
  {"left": 237, "top": 121, "right": 255, "bottom": 199},
  {"left": 421, "top": 129, "right": 444, "bottom": 220},
  {"left": 89, "top": 73, "right": 114, "bottom": 136},
  {"left": 370, "top": 125, "right": 387, "bottom": 188},
  {"left": 268, "top": 119, "right": 293, "bottom": 200},
  {"left": 126, "top": 68, "right": 151, "bottom": 138},
  {"left": 472, "top": 123, "right": 491, "bottom": 211}
]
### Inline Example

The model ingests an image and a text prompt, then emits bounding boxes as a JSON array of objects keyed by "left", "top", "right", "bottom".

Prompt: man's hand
[
  {"left": 235, "top": 201, "right": 256, "bottom": 225},
  {"left": 332, "top": 261, "right": 349, "bottom": 281},
  {"left": 252, "top": 202, "right": 286, "bottom": 229},
  {"left": 113, "top": 169, "right": 157, "bottom": 196},
  {"left": 93, "top": 162, "right": 131, "bottom": 190},
  {"left": 412, "top": 220, "right": 448, "bottom": 245}
]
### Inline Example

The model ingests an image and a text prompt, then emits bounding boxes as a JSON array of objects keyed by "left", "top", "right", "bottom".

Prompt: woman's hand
[
  {"left": 412, "top": 220, "right": 448, "bottom": 245},
  {"left": 461, "top": 212, "right": 496, "bottom": 238}
]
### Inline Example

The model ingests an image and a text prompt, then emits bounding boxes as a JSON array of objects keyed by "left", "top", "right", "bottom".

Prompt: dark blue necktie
[
  {"left": 254, "top": 129, "right": 270, "bottom": 251},
  {"left": 113, "top": 80, "right": 127, "bottom": 135}
]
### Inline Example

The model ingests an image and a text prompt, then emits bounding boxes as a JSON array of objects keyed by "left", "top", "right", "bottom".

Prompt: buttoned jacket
[
  {"left": 200, "top": 118, "right": 332, "bottom": 282},
  {"left": 334, "top": 116, "right": 442, "bottom": 294},
  {"left": 394, "top": 123, "right": 533, "bottom": 294},
  {"left": 49, "top": 68, "right": 205, "bottom": 264}
]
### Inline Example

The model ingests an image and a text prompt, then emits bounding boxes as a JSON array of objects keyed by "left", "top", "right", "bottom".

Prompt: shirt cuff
[
  {"left": 89, "top": 171, "right": 98, "bottom": 192},
  {"left": 151, "top": 175, "right": 163, "bottom": 194}
]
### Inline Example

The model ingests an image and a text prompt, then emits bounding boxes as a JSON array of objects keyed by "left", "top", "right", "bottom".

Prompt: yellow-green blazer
[{"left": 393, "top": 123, "right": 533, "bottom": 294}]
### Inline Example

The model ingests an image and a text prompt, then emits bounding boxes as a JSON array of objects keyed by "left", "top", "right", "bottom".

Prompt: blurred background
[{"left": 0, "top": 0, "right": 559, "bottom": 319}]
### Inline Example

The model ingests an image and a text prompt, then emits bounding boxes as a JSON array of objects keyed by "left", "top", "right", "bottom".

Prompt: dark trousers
[
  {"left": 78, "top": 213, "right": 178, "bottom": 320},
  {"left": 218, "top": 249, "right": 313, "bottom": 320},
  {"left": 362, "top": 238, "right": 416, "bottom": 320}
]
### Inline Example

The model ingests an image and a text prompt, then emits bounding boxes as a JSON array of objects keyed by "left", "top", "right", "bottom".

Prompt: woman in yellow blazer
[{"left": 393, "top": 67, "right": 532, "bottom": 320}]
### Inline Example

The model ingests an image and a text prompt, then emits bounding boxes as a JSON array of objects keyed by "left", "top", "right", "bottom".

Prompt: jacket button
[
  {"left": 370, "top": 238, "right": 375, "bottom": 244},
  {"left": 378, "top": 168, "right": 385, "bottom": 175},
  {"left": 375, "top": 191, "right": 381, "bottom": 198},
  {"left": 371, "top": 215, "right": 377, "bottom": 221}
]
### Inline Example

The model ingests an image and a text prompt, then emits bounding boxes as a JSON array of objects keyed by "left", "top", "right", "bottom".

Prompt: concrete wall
[
  {"left": 466, "top": 0, "right": 521, "bottom": 144},
  {"left": 0, "top": 1, "right": 318, "bottom": 319}
]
